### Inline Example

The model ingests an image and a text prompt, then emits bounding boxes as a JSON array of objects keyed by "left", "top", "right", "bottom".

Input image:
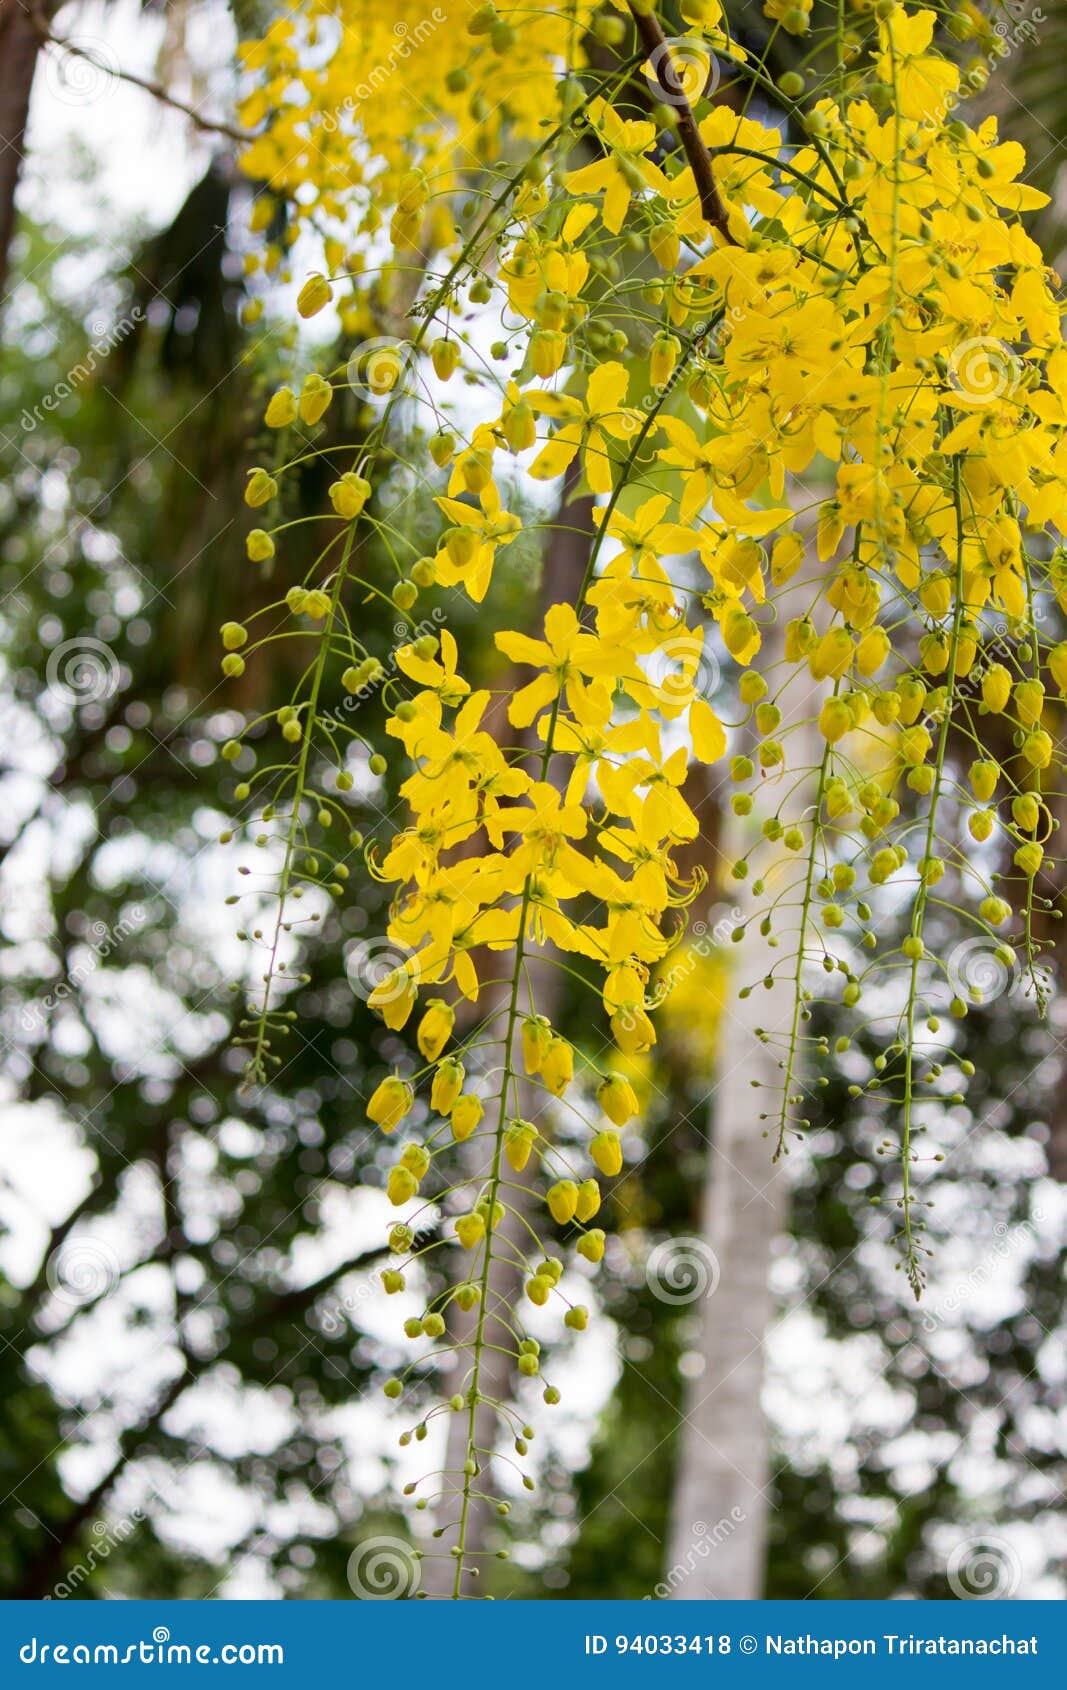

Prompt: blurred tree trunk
[
  {"left": 0, "top": 0, "right": 49, "bottom": 298},
  {"left": 666, "top": 573, "right": 823, "bottom": 1600}
]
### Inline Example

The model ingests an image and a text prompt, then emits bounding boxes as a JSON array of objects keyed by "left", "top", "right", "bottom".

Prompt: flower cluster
[{"left": 223, "top": 0, "right": 1067, "bottom": 1589}]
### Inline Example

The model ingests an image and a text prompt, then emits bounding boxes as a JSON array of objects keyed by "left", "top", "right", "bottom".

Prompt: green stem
[{"left": 900, "top": 457, "right": 966, "bottom": 1296}]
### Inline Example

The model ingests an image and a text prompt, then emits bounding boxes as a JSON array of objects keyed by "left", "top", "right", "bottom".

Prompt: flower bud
[
  {"left": 329, "top": 471, "right": 371, "bottom": 520},
  {"left": 387, "top": 1165, "right": 419, "bottom": 1206},
  {"left": 597, "top": 1073, "right": 638, "bottom": 1126},
  {"left": 547, "top": 1180, "right": 579, "bottom": 1225},
  {"left": 367, "top": 1075, "right": 414, "bottom": 1133},
  {"left": 590, "top": 1131, "right": 623, "bottom": 1178},
  {"left": 245, "top": 468, "right": 278, "bottom": 507},
  {"left": 1014, "top": 679, "right": 1045, "bottom": 725},
  {"left": 521, "top": 1015, "right": 552, "bottom": 1074},
  {"left": 431, "top": 1057, "right": 465, "bottom": 1114},
  {"left": 575, "top": 1178, "right": 601, "bottom": 1222},
  {"left": 431, "top": 338, "right": 460, "bottom": 381},
  {"left": 297, "top": 273, "right": 332, "bottom": 318},
  {"left": 246, "top": 528, "right": 275, "bottom": 562},
  {"left": 541, "top": 1036, "right": 573, "bottom": 1097},
  {"left": 504, "top": 1121, "right": 536, "bottom": 1171},
  {"left": 400, "top": 1142, "right": 430, "bottom": 1180},
  {"left": 455, "top": 1213, "right": 486, "bottom": 1250},
  {"left": 979, "top": 895, "right": 1011, "bottom": 927},
  {"left": 968, "top": 760, "right": 999, "bottom": 803},
  {"left": 981, "top": 663, "right": 1011, "bottom": 713},
  {"left": 416, "top": 998, "right": 455, "bottom": 1061},
  {"left": 451, "top": 1094, "right": 484, "bottom": 1142},
  {"left": 264, "top": 387, "right": 297, "bottom": 428},
  {"left": 299, "top": 371, "right": 333, "bottom": 425}
]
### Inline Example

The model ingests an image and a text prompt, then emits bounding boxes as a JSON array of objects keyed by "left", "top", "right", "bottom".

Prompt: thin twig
[{"left": 31, "top": 10, "right": 246, "bottom": 145}]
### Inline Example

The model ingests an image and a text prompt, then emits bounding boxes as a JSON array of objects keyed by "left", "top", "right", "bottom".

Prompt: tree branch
[
  {"left": 626, "top": 3, "right": 737, "bottom": 245},
  {"left": 30, "top": 9, "right": 246, "bottom": 144}
]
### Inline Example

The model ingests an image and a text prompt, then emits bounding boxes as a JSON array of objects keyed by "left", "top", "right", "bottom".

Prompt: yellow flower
[
  {"left": 878, "top": 7, "right": 959, "bottom": 124},
  {"left": 563, "top": 98, "right": 673, "bottom": 234},
  {"left": 527, "top": 362, "right": 637, "bottom": 494},
  {"left": 368, "top": 964, "right": 418, "bottom": 1030}
]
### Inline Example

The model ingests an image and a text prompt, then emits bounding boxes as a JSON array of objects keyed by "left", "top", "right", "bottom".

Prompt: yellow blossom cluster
[{"left": 224, "top": 0, "right": 1067, "bottom": 1585}]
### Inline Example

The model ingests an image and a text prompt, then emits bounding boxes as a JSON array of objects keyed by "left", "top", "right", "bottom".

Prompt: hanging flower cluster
[{"left": 223, "top": 0, "right": 1067, "bottom": 1589}]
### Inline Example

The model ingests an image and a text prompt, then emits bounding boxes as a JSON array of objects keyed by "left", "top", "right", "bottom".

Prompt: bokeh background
[{"left": 0, "top": 0, "right": 1065, "bottom": 1600}]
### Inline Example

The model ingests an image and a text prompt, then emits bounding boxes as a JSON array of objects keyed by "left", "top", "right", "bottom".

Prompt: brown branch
[
  {"left": 30, "top": 8, "right": 246, "bottom": 144},
  {"left": 627, "top": 3, "right": 737, "bottom": 245}
]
